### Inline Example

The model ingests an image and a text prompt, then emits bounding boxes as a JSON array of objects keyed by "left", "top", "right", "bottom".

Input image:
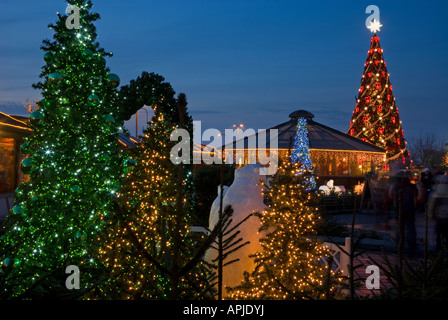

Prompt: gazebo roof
[
  {"left": 0, "top": 111, "right": 138, "bottom": 148},
  {"left": 224, "top": 110, "right": 385, "bottom": 153}
]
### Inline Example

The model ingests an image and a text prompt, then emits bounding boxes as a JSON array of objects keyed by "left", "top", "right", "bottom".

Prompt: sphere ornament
[
  {"left": 21, "top": 158, "right": 34, "bottom": 174},
  {"left": 44, "top": 52, "right": 54, "bottom": 62},
  {"left": 107, "top": 73, "right": 120, "bottom": 88},
  {"left": 20, "top": 142, "right": 30, "bottom": 154},
  {"left": 30, "top": 110, "right": 44, "bottom": 120},
  {"left": 104, "top": 114, "right": 115, "bottom": 123},
  {"left": 48, "top": 72, "right": 63, "bottom": 82},
  {"left": 12, "top": 205, "right": 24, "bottom": 214},
  {"left": 88, "top": 94, "right": 100, "bottom": 107},
  {"left": 76, "top": 231, "right": 87, "bottom": 240},
  {"left": 82, "top": 49, "right": 94, "bottom": 60}
]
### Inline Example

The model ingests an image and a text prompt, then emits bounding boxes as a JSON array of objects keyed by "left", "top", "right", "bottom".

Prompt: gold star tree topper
[{"left": 367, "top": 19, "right": 383, "bottom": 33}]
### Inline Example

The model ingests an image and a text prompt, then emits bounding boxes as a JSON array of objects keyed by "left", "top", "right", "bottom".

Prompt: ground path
[{"left": 331, "top": 209, "right": 439, "bottom": 298}]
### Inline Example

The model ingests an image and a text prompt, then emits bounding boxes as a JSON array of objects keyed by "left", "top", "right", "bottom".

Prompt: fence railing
[
  {"left": 323, "top": 237, "right": 351, "bottom": 276},
  {"left": 318, "top": 194, "right": 363, "bottom": 214}
]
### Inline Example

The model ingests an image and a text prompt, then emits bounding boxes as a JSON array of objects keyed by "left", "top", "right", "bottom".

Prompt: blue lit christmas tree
[{"left": 290, "top": 116, "right": 316, "bottom": 189}]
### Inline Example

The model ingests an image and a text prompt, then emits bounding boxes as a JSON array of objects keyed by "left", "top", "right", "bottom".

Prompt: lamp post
[
  {"left": 135, "top": 107, "right": 150, "bottom": 138},
  {"left": 135, "top": 110, "right": 138, "bottom": 138},
  {"left": 233, "top": 124, "right": 244, "bottom": 140},
  {"left": 233, "top": 124, "right": 244, "bottom": 167},
  {"left": 141, "top": 108, "right": 149, "bottom": 125}
]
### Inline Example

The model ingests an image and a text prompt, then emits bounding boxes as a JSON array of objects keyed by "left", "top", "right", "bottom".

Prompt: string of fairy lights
[
  {"left": 228, "top": 158, "right": 341, "bottom": 299},
  {"left": 348, "top": 20, "right": 408, "bottom": 162},
  {"left": 98, "top": 112, "right": 211, "bottom": 299},
  {"left": 1, "top": 7, "right": 407, "bottom": 301},
  {"left": 290, "top": 117, "right": 317, "bottom": 190},
  {"left": 1, "top": 0, "right": 124, "bottom": 298}
]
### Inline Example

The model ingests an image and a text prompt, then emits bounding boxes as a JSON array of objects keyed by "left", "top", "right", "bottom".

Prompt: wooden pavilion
[{"left": 222, "top": 110, "right": 386, "bottom": 190}]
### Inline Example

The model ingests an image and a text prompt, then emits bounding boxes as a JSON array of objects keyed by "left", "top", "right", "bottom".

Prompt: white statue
[
  {"left": 205, "top": 164, "right": 267, "bottom": 294},
  {"left": 319, "top": 179, "right": 346, "bottom": 195}
]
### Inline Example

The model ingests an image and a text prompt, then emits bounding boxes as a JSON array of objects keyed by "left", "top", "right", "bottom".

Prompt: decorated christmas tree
[
  {"left": 0, "top": 0, "right": 123, "bottom": 298},
  {"left": 118, "top": 74, "right": 195, "bottom": 216},
  {"left": 348, "top": 20, "right": 408, "bottom": 162},
  {"left": 227, "top": 158, "right": 340, "bottom": 300},
  {"left": 290, "top": 112, "right": 316, "bottom": 189},
  {"left": 98, "top": 108, "right": 213, "bottom": 299}
]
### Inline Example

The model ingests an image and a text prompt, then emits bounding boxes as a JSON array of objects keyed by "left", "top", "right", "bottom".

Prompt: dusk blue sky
[{"left": 0, "top": 0, "right": 447, "bottom": 143}]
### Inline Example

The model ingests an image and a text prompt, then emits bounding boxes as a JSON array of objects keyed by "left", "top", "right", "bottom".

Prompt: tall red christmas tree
[{"left": 348, "top": 20, "right": 408, "bottom": 162}]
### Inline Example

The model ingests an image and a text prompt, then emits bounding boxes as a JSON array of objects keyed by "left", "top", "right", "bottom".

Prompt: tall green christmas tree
[
  {"left": 0, "top": 0, "right": 123, "bottom": 298},
  {"left": 227, "top": 159, "right": 341, "bottom": 300},
  {"left": 348, "top": 20, "right": 408, "bottom": 162}
]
